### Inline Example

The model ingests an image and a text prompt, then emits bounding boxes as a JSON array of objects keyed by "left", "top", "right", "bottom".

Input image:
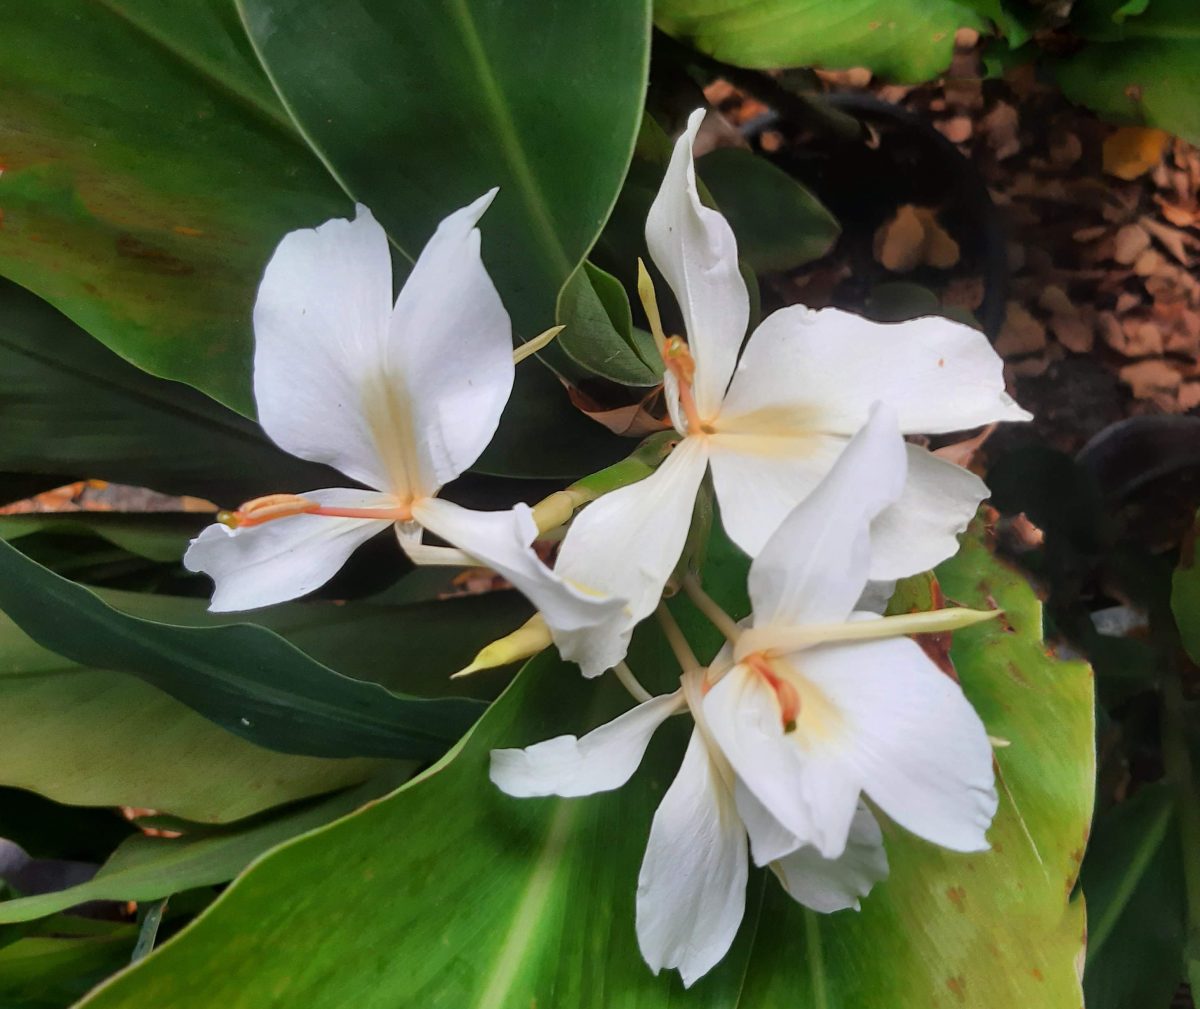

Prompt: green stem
[{"left": 531, "top": 431, "right": 677, "bottom": 533}]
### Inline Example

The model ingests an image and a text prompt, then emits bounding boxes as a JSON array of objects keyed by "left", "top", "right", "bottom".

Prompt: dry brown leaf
[
  {"left": 937, "top": 116, "right": 973, "bottom": 144},
  {"left": 1050, "top": 313, "right": 1095, "bottom": 353},
  {"left": 933, "top": 423, "right": 996, "bottom": 468},
  {"left": 1119, "top": 359, "right": 1180, "bottom": 402},
  {"left": 1113, "top": 224, "right": 1151, "bottom": 264},
  {"left": 1139, "top": 215, "right": 1194, "bottom": 264},
  {"left": 981, "top": 102, "right": 1020, "bottom": 160},
  {"left": 995, "top": 302, "right": 1047, "bottom": 356},
  {"left": 1103, "top": 126, "right": 1170, "bottom": 181},
  {"left": 566, "top": 384, "right": 671, "bottom": 438},
  {"left": 1180, "top": 382, "right": 1200, "bottom": 411},
  {"left": 873, "top": 205, "right": 961, "bottom": 272}
]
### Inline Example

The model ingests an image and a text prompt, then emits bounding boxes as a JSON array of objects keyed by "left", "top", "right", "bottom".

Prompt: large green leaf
[
  {"left": 77, "top": 527, "right": 1093, "bottom": 1007},
  {"left": 653, "top": 0, "right": 988, "bottom": 82},
  {"left": 0, "top": 778, "right": 397, "bottom": 925},
  {"left": 0, "top": 514, "right": 199, "bottom": 565},
  {"left": 0, "top": 278, "right": 341, "bottom": 502},
  {"left": 1081, "top": 785, "right": 1186, "bottom": 1009},
  {"left": 1056, "top": 0, "right": 1200, "bottom": 144},
  {"left": 0, "top": 923, "right": 135, "bottom": 1009},
  {"left": 0, "top": 0, "right": 348, "bottom": 414},
  {"left": 0, "top": 539, "right": 484, "bottom": 761}
]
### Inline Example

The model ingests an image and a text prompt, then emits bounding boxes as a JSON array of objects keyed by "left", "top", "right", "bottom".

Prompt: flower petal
[
  {"left": 719, "top": 305, "right": 1030, "bottom": 438},
  {"left": 703, "top": 662, "right": 860, "bottom": 858},
  {"left": 799, "top": 635, "right": 997, "bottom": 851},
  {"left": 747, "top": 402, "right": 907, "bottom": 628},
  {"left": 867, "top": 445, "right": 989, "bottom": 580},
  {"left": 732, "top": 777, "right": 804, "bottom": 866},
  {"left": 489, "top": 691, "right": 683, "bottom": 798},
  {"left": 552, "top": 437, "right": 710, "bottom": 675},
  {"left": 184, "top": 489, "right": 396, "bottom": 611},
  {"left": 772, "top": 803, "right": 889, "bottom": 913},
  {"left": 705, "top": 430, "right": 846, "bottom": 558},
  {"left": 386, "top": 189, "right": 513, "bottom": 491},
  {"left": 636, "top": 728, "right": 748, "bottom": 988},
  {"left": 411, "top": 497, "right": 627, "bottom": 674},
  {"left": 646, "top": 109, "right": 749, "bottom": 419},
  {"left": 253, "top": 206, "right": 397, "bottom": 491}
]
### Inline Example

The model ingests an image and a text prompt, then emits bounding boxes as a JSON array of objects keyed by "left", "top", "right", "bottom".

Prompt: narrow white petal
[
  {"left": 411, "top": 498, "right": 626, "bottom": 674},
  {"left": 646, "top": 109, "right": 749, "bottom": 419},
  {"left": 552, "top": 438, "right": 710, "bottom": 675},
  {"left": 772, "top": 804, "right": 889, "bottom": 913},
  {"left": 719, "top": 305, "right": 1030, "bottom": 437},
  {"left": 703, "top": 663, "right": 859, "bottom": 858},
  {"left": 868, "top": 445, "right": 989, "bottom": 580},
  {"left": 747, "top": 403, "right": 907, "bottom": 628},
  {"left": 489, "top": 692, "right": 683, "bottom": 798},
  {"left": 637, "top": 729, "right": 748, "bottom": 988},
  {"left": 705, "top": 431, "right": 846, "bottom": 558},
  {"left": 733, "top": 778, "right": 804, "bottom": 866},
  {"left": 386, "top": 190, "right": 513, "bottom": 491},
  {"left": 183, "top": 488, "right": 395, "bottom": 611},
  {"left": 800, "top": 636, "right": 998, "bottom": 851},
  {"left": 253, "top": 206, "right": 397, "bottom": 490}
]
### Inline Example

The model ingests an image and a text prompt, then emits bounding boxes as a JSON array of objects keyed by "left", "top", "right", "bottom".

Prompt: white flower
[
  {"left": 490, "top": 406, "right": 999, "bottom": 986},
  {"left": 551, "top": 108, "right": 1030, "bottom": 676},
  {"left": 184, "top": 194, "right": 621, "bottom": 650}
]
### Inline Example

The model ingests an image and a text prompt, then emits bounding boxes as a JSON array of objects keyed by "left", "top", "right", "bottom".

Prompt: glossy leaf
[
  {"left": 0, "top": 1, "right": 349, "bottom": 414},
  {"left": 0, "top": 514, "right": 200, "bottom": 564},
  {"left": 0, "top": 279, "right": 340, "bottom": 503},
  {"left": 77, "top": 526, "right": 1093, "bottom": 1008},
  {"left": 0, "top": 539, "right": 484, "bottom": 761},
  {"left": 0, "top": 778, "right": 397, "bottom": 924},
  {"left": 696, "top": 148, "right": 840, "bottom": 274},
  {"left": 653, "top": 0, "right": 988, "bottom": 82},
  {"left": 556, "top": 262, "right": 660, "bottom": 386},
  {"left": 0, "top": 924, "right": 135, "bottom": 1009}
]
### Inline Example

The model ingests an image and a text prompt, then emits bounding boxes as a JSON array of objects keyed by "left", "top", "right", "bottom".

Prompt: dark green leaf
[
  {"left": 556, "top": 262, "right": 660, "bottom": 386},
  {"left": 696, "top": 148, "right": 839, "bottom": 274}
]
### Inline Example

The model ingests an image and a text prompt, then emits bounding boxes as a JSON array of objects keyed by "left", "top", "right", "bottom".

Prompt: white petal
[
  {"left": 646, "top": 109, "right": 749, "bottom": 419},
  {"left": 489, "top": 692, "right": 683, "bottom": 798},
  {"left": 747, "top": 402, "right": 907, "bottom": 628},
  {"left": 800, "top": 636, "right": 997, "bottom": 851},
  {"left": 868, "top": 445, "right": 989, "bottom": 580},
  {"left": 411, "top": 497, "right": 627, "bottom": 674},
  {"left": 719, "top": 305, "right": 1030, "bottom": 437},
  {"left": 772, "top": 804, "right": 889, "bottom": 913},
  {"left": 386, "top": 190, "right": 513, "bottom": 491},
  {"left": 253, "top": 206, "right": 396, "bottom": 491},
  {"left": 703, "top": 663, "right": 859, "bottom": 859},
  {"left": 637, "top": 728, "right": 748, "bottom": 988},
  {"left": 183, "top": 488, "right": 395, "bottom": 611},
  {"left": 552, "top": 437, "right": 710, "bottom": 675},
  {"left": 733, "top": 778, "right": 804, "bottom": 866},
  {"left": 706, "top": 430, "right": 846, "bottom": 558}
]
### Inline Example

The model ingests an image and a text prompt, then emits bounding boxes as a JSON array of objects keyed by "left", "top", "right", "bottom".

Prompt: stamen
[
  {"left": 661, "top": 337, "right": 711, "bottom": 436},
  {"left": 747, "top": 652, "right": 801, "bottom": 732},
  {"left": 636, "top": 259, "right": 668, "bottom": 356},
  {"left": 220, "top": 493, "right": 413, "bottom": 529}
]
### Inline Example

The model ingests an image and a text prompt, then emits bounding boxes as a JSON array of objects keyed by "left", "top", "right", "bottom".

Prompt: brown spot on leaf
[
  {"left": 115, "top": 234, "right": 193, "bottom": 276},
  {"left": 946, "top": 976, "right": 967, "bottom": 1002},
  {"left": 1031, "top": 968, "right": 1044, "bottom": 982},
  {"left": 947, "top": 885, "right": 967, "bottom": 910}
]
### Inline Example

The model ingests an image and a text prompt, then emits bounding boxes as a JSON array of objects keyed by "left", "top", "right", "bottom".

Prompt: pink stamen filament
[
  {"left": 661, "top": 336, "right": 712, "bottom": 436},
  {"left": 219, "top": 493, "right": 412, "bottom": 529}
]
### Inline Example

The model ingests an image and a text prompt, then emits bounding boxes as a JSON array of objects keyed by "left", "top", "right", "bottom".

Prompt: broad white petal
[
  {"left": 184, "top": 489, "right": 395, "bottom": 611},
  {"left": 411, "top": 498, "right": 626, "bottom": 674},
  {"left": 637, "top": 729, "right": 748, "bottom": 988},
  {"left": 552, "top": 438, "right": 710, "bottom": 675},
  {"left": 800, "top": 636, "right": 997, "bottom": 851},
  {"left": 720, "top": 305, "right": 1030, "bottom": 437},
  {"left": 387, "top": 190, "right": 513, "bottom": 491},
  {"left": 868, "top": 445, "right": 989, "bottom": 580},
  {"left": 489, "top": 692, "right": 683, "bottom": 798},
  {"left": 646, "top": 109, "right": 749, "bottom": 418},
  {"left": 253, "top": 206, "right": 396, "bottom": 490},
  {"left": 733, "top": 778, "right": 804, "bottom": 866},
  {"left": 706, "top": 430, "right": 846, "bottom": 558},
  {"left": 703, "top": 663, "right": 859, "bottom": 859},
  {"left": 772, "top": 804, "right": 889, "bottom": 913},
  {"left": 747, "top": 403, "right": 907, "bottom": 628}
]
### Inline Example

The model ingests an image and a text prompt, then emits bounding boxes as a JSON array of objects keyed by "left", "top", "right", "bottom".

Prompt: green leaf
[
  {"left": 0, "top": 514, "right": 200, "bottom": 564},
  {"left": 76, "top": 526, "right": 1094, "bottom": 1007},
  {"left": 0, "top": 607, "right": 389, "bottom": 824},
  {"left": 0, "top": 279, "right": 339, "bottom": 503},
  {"left": 556, "top": 262, "right": 660, "bottom": 386},
  {"left": 1171, "top": 509, "right": 1200, "bottom": 663},
  {"left": 0, "top": 928, "right": 136, "bottom": 1009},
  {"left": 0, "top": 778, "right": 396, "bottom": 924},
  {"left": 653, "top": 0, "right": 988, "bottom": 82},
  {"left": 1056, "top": 0, "right": 1200, "bottom": 144},
  {"left": 0, "top": 538, "right": 484, "bottom": 761},
  {"left": 0, "top": 1, "right": 350, "bottom": 414},
  {"left": 695, "top": 148, "right": 840, "bottom": 274},
  {"left": 1081, "top": 784, "right": 1186, "bottom": 1009}
]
